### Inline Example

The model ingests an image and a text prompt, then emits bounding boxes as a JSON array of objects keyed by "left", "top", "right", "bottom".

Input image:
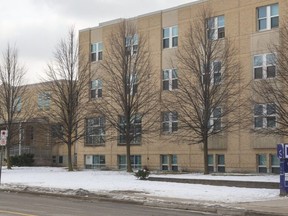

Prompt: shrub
[
  {"left": 9, "top": 153, "right": 35, "bottom": 166},
  {"left": 135, "top": 167, "right": 150, "bottom": 180}
]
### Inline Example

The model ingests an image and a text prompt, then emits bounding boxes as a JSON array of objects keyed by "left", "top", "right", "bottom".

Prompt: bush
[
  {"left": 9, "top": 153, "right": 35, "bottom": 167},
  {"left": 135, "top": 167, "right": 150, "bottom": 180}
]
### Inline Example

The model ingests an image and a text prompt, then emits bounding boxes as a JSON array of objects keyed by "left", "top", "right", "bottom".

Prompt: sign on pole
[{"left": 0, "top": 130, "right": 7, "bottom": 146}]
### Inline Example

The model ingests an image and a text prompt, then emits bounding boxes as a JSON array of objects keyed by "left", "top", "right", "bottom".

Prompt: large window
[
  {"left": 85, "top": 155, "right": 105, "bottom": 169},
  {"left": 118, "top": 155, "right": 141, "bottom": 170},
  {"left": 119, "top": 114, "right": 142, "bottom": 145},
  {"left": 207, "top": 15, "right": 225, "bottom": 40},
  {"left": 162, "top": 112, "right": 178, "bottom": 133},
  {"left": 202, "top": 61, "right": 222, "bottom": 85},
  {"left": 208, "top": 155, "right": 214, "bottom": 173},
  {"left": 209, "top": 107, "right": 222, "bottom": 131},
  {"left": 163, "top": 26, "right": 178, "bottom": 49},
  {"left": 163, "top": 69, "right": 178, "bottom": 91},
  {"left": 126, "top": 74, "right": 137, "bottom": 95},
  {"left": 253, "top": 54, "right": 276, "bottom": 79},
  {"left": 271, "top": 154, "right": 280, "bottom": 174},
  {"left": 257, "top": 4, "right": 279, "bottom": 31},
  {"left": 85, "top": 117, "right": 105, "bottom": 145},
  {"left": 254, "top": 103, "right": 276, "bottom": 129},
  {"left": 125, "top": 34, "right": 138, "bottom": 55},
  {"left": 160, "top": 155, "right": 178, "bottom": 171},
  {"left": 91, "top": 42, "right": 103, "bottom": 62},
  {"left": 217, "top": 154, "right": 225, "bottom": 173},
  {"left": 51, "top": 124, "right": 63, "bottom": 139},
  {"left": 257, "top": 154, "right": 267, "bottom": 173},
  {"left": 38, "top": 92, "right": 51, "bottom": 110},
  {"left": 90, "top": 80, "right": 102, "bottom": 99}
]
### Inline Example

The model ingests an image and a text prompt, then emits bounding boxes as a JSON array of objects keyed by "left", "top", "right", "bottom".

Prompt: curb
[{"left": 0, "top": 186, "right": 285, "bottom": 216}]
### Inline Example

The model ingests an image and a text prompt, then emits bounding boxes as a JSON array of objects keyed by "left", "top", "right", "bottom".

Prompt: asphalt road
[{"left": 0, "top": 191, "right": 216, "bottom": 216}]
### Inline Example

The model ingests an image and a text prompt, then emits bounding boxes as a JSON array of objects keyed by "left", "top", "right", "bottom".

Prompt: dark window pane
[
  {"left": 172, "top": 122, "right": 178, "bottom": 132},
  {"left": 163, "top": 80, "right": 169, "bottom": 90},
  {"left": 267, "top": 116, "right": 276, "bottom": 128},
  {"left": 267, "top": 66, "right": 276, "bottom": 78},
  {"left": 218, "top": 27, "right": 225, "bottom": 38},
  {"left": 208, "top": 29, "right": 215, "bottom": 40},
  {"left": 163, "top": 38, "right": 169, "bottom": 49},
  {"left": 98, "top": 52, "right": 103, "bottom": 60},
  {"left": 267, "top": 104, "right": 276, "bottom": 115},
  {"left": 91, "top": 53, "right": 96, "bottom": 62},
  {"left": 91, "top": 90, "right": 96, "bottom": 99},
  {"left": 162, "top": 123, "right": 170, "bottom": 132},
  {"left": 254, "top": 68, "right": 263, "bottom": 79},
  {"left": 172, "top": 37, "right": 178, "bottom": 47},
  {"left": 271, "top": 17, "right": 279, "bottom": 28},
  {"left": 172, "top": 166, "right": 178, "bottom": 171},
  {"left": 254, "top": 117, "right": 263, "bottom": 128},
  {"left": 98, "top": 89, "right": 102, "bottom": 98},
  {"left": 172, "top": 79, "right": 178, "bottom": 89},
  {"left": 258, "top": 7, "right": 267, "bottom": 18},
  {"left": 259, "top": 167, "right": 267, "bottom": 173},
  {"left": 214, "top": 119, "right": 221, "bottom": 130},
  {"left": 254, "top": 104, "right": 263, "bottom": 115},
  {"left": 214, "top": 73, "right": 221, "bottom": 84}
]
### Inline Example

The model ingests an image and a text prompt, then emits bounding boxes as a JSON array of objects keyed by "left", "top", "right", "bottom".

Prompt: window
[
  {"left": 209, "top": 107, "right": 222, "bottom": 131},
  {"left": 86, "top": 117, "right": 105, "bottom": 145},
  {"left": 207, "top": 15, "right": 225, "bottom": 40},
  {"left": 15, "top": 96, "right": 21, "bottom": 112},
  {"left": 91, "top": 42, "right": 103, "bottom": 62},
  {"left": 202, "top": 61, "right": 222, "bottom": 85},
  {"left": 118, "top": 155, "right": 141, "bottom": 170},
  {"left": 217, "top": 154, "right": 225, "bottom": 172},
  {"left": 162, "top": 112, "right": 178, "bottom": 133},
  {"left": 163, "top": 26, "right": 178, "bottom": 49},
  {"left": 125, "top": 34, "right": 138, "bottom": 55},
  {"left": 119, "top": 114, "right": 142, "bottom": 145},
  {"left": 161, "top": 155, "right": 178, "bottom": 171},
  {"left": 257, "top": 154, "right": 267, "bottom": 173},
  {"left": 162, "top": 69, "right": 178, "bottom": 91},
  {"left": 126, "top": 74, "right": 137, "bottom": 95},
  {"left": 254, "top": 54, "right": 276, "bottom": 79},
  {"left": 38, "top": 92, "right": 51, "bottom": 110},
  {"left": 208, "top": 154, "right": 214, "bottom": 173},
  {"left": 254, "top": 103, "right": 276, "bottom": 128},
  {"left": 58, "top": 155, "right": 63, "bottom": 164},
  {"left": 271, "top": 154, "right": 280, "bottom": 174},
  {"left": 85, "top": 155, "right": 105, "bottom": 169},
  {"left": 90, "top": 80, "right": 102, "bottom": 99},
  {"left": 257, "top": 4, "right": 279, "bottom": 31},
  {"left": 51, "top": 125, "right": 63, "bottom": 139}
]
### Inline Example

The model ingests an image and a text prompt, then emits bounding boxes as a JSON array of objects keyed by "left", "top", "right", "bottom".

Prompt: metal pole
[{"left": 0, "top": 146, "right": 3, "bottom": 185}]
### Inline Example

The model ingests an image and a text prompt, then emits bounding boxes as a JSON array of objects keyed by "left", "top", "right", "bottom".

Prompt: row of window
[
  {"left": 90, "top": 3, "right": 279, "bottom": 62},
  {"left": 84, "top": 154, "right": 178, "bottom": 171},
  {"left": 84, "top": 153, "right": 279, "bottom": 173}
]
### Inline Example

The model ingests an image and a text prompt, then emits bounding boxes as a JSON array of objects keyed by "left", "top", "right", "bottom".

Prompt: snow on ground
[{"left": 0, "top": 167, "right": 280, "bottom": 204}]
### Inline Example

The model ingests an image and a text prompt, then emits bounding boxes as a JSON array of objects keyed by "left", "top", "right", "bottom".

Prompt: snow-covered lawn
[{"left": 0, "top": 167, "right": 280, "bottom": 204}]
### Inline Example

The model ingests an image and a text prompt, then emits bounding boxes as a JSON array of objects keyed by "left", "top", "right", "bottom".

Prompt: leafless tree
[
  {"left": 93, "top": 21, "right": 159, "bottom": 172},
  {"left": 253, "top": 18, "right": 288, "bottom": 137},
  {"left": 42, "top": 27, "right": 89, "bottom": 171},
  {"left": 164, "top": 8, "right": 245, "bottom": 174},
  {"left": 0, "top": 44, "right": 28, "bottom": 169}
]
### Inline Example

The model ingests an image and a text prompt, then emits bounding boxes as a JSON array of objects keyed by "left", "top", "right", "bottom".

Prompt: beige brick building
[{"left": 76, "top": 0, "right": 287, "bottom": 173}]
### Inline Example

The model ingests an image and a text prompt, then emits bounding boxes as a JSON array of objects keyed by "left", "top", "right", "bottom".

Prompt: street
[{"left": 0, "top": 191, "right": 216, "bottom": 216}]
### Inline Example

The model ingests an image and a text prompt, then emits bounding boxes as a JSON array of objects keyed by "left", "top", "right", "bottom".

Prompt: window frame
[
  {"left": 119, "top": 114, "right": 142, "bottom": 145},
  {"left": 90, "top": 79, "right": 102, "bottom": 99},
  {"left": 163, "top": 26, "right": 178, "bottom": 49},
  {"left": 254, "top": 103, "right": 276, "bottom": 129},
  {"left": 257, "top": 4, "right": 279, "bottom": 31},
  {"left": 162, "top": 111, "right": 178, "bottom": 133},
  {"left": 38, "top": 92, "right": 51, "bottom": 110},
  {"left": 125, "top": 34, "right": 138, "bottom": 55},
  {"left": 207, "top": 15, "right": 225, "bottom": 40},
  {"left": 118, "top": 155, "right": 141, "bottom": 170},
  {"left": 91, "top": 42, "right": 103, "bottom": 62},
  {"left": 162, "top": 68, "right": 178, "bottom": 91},
  {"left": 160, "top": 154, "right": 178, "bottom": 171},
  {"left": 85, "top": 154, "right": 106, "bottom": 169},
  {"left": 253, "top": 53, "right": 276, "bottom": 80},
  {"left": 85, "top": 116, "right": 105, "bottom": 146}
]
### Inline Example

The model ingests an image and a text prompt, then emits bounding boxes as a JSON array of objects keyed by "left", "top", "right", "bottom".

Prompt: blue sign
[{"left": 278, "top": 144, "right": 284, "bottom": 159}]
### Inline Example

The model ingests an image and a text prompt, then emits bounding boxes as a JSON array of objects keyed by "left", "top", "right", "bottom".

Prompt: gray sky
[{"left": 0, "top": 0, "right": 197, "bottom": 83}]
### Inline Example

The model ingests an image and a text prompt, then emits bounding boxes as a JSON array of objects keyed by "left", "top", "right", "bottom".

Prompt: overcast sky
[{"left": 0, "top": 0, "right": 197, "bottom": 84}]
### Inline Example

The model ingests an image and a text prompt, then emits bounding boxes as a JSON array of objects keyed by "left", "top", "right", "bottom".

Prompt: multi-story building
[{"left": 76, "top": 0, "right": 287, "bottom": 174}]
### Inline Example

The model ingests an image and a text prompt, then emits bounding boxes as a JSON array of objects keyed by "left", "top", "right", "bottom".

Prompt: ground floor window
[
  {"left": 58, "top": 155, "right": 63, "bottom": 164},
  {"left": 118, "top": 155, "right": 141, "bottom": 170},
  {"left": 257, "top": 154, "right": 267, "bottom": 173},
  {"left": 160, "top": 154, "right": 178, "bottom": 171},
  {"left": 271, "top": 154, "right": 280, "bottom": 174},
  {"left": 85, "top": 155, "right": 105, "bottom": 169},
  {"left": 217, "top": 154, "right": 225, "bottom": 173},
  {"left": 208, "top": 154, "right": 214, "bottom": 173}
]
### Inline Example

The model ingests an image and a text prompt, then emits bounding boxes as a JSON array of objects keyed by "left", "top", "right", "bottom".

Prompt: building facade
[{"left": 75, "top": 0, "right": 288, "bottom": 174}]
